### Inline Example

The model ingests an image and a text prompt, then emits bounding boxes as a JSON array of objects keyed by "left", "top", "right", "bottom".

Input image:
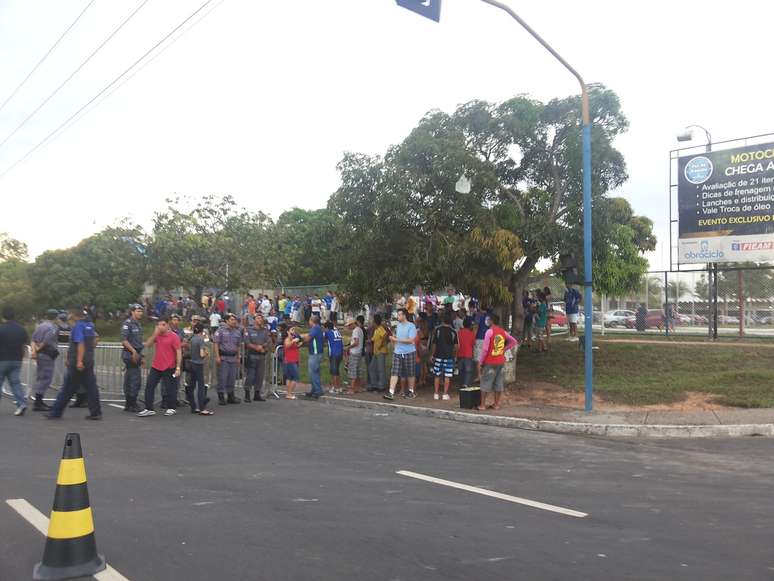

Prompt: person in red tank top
[{"left": 477, "top": 313, "right": 518, "bottom": 411}]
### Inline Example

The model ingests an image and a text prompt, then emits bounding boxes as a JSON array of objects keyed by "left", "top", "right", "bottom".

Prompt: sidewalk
[{"left": 293, "top": 385, "right": 774, "bottom": 438}]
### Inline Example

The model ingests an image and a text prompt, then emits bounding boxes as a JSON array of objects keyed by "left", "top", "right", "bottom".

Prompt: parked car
[
  {"left": 548, "top": 308, "right": 567, "bottom": 327},
  {"left": 718, "top": 315, "right": 740, "bottom": 324},
  {"left": 625, "top": 309, "right": 665, "bottom": 330},
  {"left": 603, "top": 310, "right": 635, "bottom": 328}
]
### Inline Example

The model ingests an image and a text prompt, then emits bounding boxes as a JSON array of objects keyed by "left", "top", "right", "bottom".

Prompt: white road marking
[
  {"left": 6, "top": 498, "right": 131, "bottom": 581},
  {"left": 107, "top": 404, "right": 124, "bottom": 410},
  {"left": 396, "top": 470, "right": 588, "bottom": 518}
]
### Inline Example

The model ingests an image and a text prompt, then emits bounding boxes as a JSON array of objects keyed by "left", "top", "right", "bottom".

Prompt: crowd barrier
[{"left": 5, "top": 342, "right": 279, "bottom": 404}]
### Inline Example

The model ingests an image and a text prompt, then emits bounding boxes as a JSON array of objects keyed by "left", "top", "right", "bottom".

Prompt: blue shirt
[
  {"left": 325, "top": 329, "right": 344, "bottom": 357},
  {"left": 323, "top": 295, "right": 333, "bottom": 310},
  {"left": 68, "top": 319, "right": 96, "bottom": 368},
  {"left": 308, "top": 325, "right": 324, "bottom": 355},
  {"left": 564, "top": 288, "right": 581, "bottom": 315},
  {"left": 394, "top": 322, "right": 417, "bottom": 355}
]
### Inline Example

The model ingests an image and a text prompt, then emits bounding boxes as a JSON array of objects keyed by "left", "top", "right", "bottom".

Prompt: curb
[{"left": 317, "top": 396, "right": 774, "bottom": 438}]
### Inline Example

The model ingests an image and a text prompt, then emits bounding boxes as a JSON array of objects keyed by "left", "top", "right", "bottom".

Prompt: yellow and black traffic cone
[{"left": 34, "top": 433, "right": 106, "bottom": 581}]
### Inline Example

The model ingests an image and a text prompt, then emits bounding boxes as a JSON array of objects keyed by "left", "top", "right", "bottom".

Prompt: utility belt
[
  {"left": 219, "top": 350, "right": 238, "bottom": 357},
  {"left": 39, "top": 345, "right": 60, "bottom": 359}
]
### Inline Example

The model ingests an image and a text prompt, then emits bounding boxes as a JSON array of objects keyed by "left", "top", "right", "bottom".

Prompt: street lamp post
[{"left": 478, "top": 0, "right": 594, "bottom": 412}]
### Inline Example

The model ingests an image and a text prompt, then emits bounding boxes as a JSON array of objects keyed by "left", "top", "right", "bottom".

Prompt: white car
[{"left": 603, "top": 310, "right": 635, "bottom": 328}]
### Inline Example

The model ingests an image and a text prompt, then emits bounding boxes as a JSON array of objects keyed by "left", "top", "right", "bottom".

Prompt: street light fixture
[{"left": 677, "top": 125, "right": 712, "bottom": 153}]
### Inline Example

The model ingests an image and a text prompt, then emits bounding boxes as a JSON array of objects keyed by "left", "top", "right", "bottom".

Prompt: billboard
[{"left": 678, "top": 141, "right": 774, "bottom": 263}]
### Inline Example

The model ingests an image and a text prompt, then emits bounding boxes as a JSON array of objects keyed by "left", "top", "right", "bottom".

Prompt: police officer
[
  {"left": 244, "top": 313, "right": 272, "bottom": 402},
  {"left": 121, "top": 304, "right": 145, "bottom": 412},
  {"left": 213, "top": 313, "right": 243, "bottom": 405},
  {"left": 30, "top": 309, "right": 60, "bottom": 411}
]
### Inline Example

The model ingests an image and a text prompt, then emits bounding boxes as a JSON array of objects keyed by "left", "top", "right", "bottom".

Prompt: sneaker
[
  {"left": 85, "top": 414, "right": 102, "bottom": 420},
  {"left": 136, "top": 409, "right": 156, "bottom": 417},
  {"left": 405, "top": 391, "right": 416, "bottom": 399},
  {"left": 164, "top": 408, "right": 177, "bottom": 417},
  {"left": 383, "top": 392, "right": 395, "bottom": 401},
  {"left": 433, "top": 393, "right": 440, "bottom": 401},
  {"left": 14, "top": 406, "right": 26, "bottom": 417},
  {"left": 442, "top": 394, "right": 451, "bottom": 401}
]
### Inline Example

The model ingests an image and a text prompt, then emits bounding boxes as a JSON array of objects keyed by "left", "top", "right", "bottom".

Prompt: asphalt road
[{"left": 1, "top": 398, "right": 773, "bottom": 580}]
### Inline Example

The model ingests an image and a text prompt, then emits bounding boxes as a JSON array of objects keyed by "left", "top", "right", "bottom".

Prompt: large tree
[
  {"left": 0, "top": 233, "right": 28, "bottom": 262},
  {"left": 30, "top": 225, "right": 146, "bottom": 314},
  {"left": 330, "top": 86, "right": 654, "bottom": 327}
]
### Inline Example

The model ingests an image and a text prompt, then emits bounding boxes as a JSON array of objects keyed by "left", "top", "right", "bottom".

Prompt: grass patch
[{"left": 517, "top": 340, "right": 774, "bottom": 407}]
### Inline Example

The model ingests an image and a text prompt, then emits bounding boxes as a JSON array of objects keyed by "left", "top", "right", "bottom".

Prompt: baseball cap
[
  {"left": 45, "top": 309, "right": 59, "bottom": 318},
  {"left": 129, "top": 303, "right": 144, "bottom": 311}
]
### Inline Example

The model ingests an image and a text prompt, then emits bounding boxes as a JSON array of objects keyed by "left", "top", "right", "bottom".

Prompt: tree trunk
[{"left": 509, "top": 254, "right": 540, "bottom": 337}]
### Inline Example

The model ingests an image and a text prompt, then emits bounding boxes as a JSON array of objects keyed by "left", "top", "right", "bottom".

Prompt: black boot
[
  {"left": 126, "top": 397, "right": 142, "bottom": 413},
  {"left": 243, "top": 389, "right": 252, "bottom": 403},
  {"left": 227, "top": 392, "right": 241, "bottom": 404},
  {"left": 218, "top": 392, "right": 227, "bottom": 406},
  {"left": 33, "top": 395, "right": 50, "bottom": 412},
  {"left": 69, "top": 394, "right": 87, "bottom": 408},
  {"left": 254, "top": 390, "right": 266, "bottom": 402}
]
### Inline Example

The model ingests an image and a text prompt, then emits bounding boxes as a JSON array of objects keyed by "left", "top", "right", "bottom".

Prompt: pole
[
  {"left": 664, "top": 270, "right": 669, "bottom": 337},
  {"left": 738, "top": 270, "right": 744, "bottom": 337},
  {"left": 713, "top": 264, "right": 719, "bottom": 340},
  {"left": 477, "top": 0, "right": 595, "bottom": 412}
]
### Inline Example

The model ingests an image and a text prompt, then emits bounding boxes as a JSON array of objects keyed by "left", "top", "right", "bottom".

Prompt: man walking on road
[
  {"left": 213, "top": 313, "right": 243, "bottom": 405},
  {"left": 244, "top": 314, "right": 272, "bottom": 402},
  {"left": 137, "top": 319, "right": 182, "bottom": 417},
  {"left": 47, "top": 309, "right": 102, "bottom": 420},
  {"left": 0, "top": 306, "right": 29, "bottom": 416},
  {"left": 121, "top": 304, "right": 145, "bottom": 412},
  {"left": 384, "top": 308, "right": 417, "bottom": 401},
  {"left": 303, "top": 315, "right": 325, "bottom": 399},
  {"left": 477, "top": 314, "right": 518, "bottom": 411},
  {"left": 30, "top": 309, "right": 60, "bottom": 411}
]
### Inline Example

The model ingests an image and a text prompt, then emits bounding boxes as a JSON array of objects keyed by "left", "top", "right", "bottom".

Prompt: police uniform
[
  {"left": 47, "top": 317, "right": 101, "bottom": 419},
  {"left": 244, "top": 326, "right": 271, "bottom": 402},
  {"left": 214, "top": 324, "right": 243, "bottom": 403},
  {"left": 121, "top": 316, "right": 144, "bottom": 410},
  {"left": 31, "top": 313, "right": 60, "bottom": 410}
]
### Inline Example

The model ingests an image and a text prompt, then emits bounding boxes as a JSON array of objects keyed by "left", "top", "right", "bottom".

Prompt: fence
[
  {"left": 7, "top": 343, "right": 281, "bottom": 405},
  {"left": 591, "top": 266, "right": 774, "bottom": 338}
]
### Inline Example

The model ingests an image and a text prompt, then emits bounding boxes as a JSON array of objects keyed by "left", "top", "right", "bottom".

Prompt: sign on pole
[
  {"left": 678, "top": 141, "right": 774, "bottom": 263},
  {"left": 395, "top": 0, "right": 442, "bottom": 22}
]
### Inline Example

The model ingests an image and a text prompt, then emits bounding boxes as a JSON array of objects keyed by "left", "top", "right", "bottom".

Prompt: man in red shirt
[
  {"left": 457, "top": 317, "right": 475, "bottom": 388},
  {"left": 477, "top": 313, "right": 518, "bottom": 411},
  {"left": 137, "top": 319, "right": 182, "bottom": 417}
]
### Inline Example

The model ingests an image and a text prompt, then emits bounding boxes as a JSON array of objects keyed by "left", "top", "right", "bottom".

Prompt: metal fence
[
  {"left": 592, "top": 266, "right": 774, "bottom": 338},
  {"left": 8, "top": 342, "right": 280, "bottom": 405}
]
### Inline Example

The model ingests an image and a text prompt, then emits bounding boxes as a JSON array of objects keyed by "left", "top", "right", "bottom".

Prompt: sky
[{"left": 1, "top": 0, "right": 773, "bottom": 270}]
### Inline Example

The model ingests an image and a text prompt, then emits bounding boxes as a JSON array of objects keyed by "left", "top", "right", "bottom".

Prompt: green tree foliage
[
  {"left": 0, "top": 233, "right": 28, "bottom": 262},
  {"left": 30, "top": 225, "right": 146, "bottom": 314},
  {"left": 0, "top": 259, "right": 36, "bottom": 320},
  {"left": 146, "top": 195, "right": 274, "bottom": 299},
  {"left": 272, "top": 208, "right": 342, "bottom": 286}
]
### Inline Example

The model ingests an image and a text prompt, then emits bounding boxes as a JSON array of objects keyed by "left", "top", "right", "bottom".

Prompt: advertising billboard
[{"left": 678, "top": 141, "right": 774, "bottom": 264}]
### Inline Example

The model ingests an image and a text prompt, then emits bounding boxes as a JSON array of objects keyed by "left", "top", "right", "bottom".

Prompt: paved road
[{"left": 1, "top": 399, "right": 773, "bottom": 580}]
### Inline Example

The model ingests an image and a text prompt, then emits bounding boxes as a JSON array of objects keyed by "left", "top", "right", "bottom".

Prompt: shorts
[
  {"left": 480, "top": 364, "right": 505, "bottom": 392},
  {"left": 390, "top": 353, "right": 416, "bottom": 379},
  {"left": 568, "top": 313, "right": 579, "bottom": 324},
  {"left": 283, "top": 362, "right": 299, "bottom": 381},
  {"left": 348, "top": 352, "right": 363, "bottom": 380},
  {"left": 473, "top": 339, "right": 484, "bottom": 361},
  {"left": 534, "top": 325, "right": 546, "bottom": 340},
  {"left": 329, "top": 355, "right": 342, "bottom": 376},
  {"left": 432, "top": 357, "right": 455, "bottom": 378}
]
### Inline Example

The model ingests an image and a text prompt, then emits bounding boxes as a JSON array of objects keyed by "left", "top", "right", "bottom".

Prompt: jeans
[
  {"left": 458, "top": 357, "right": 474, "bottom": 387},
  {"left": 0, "top": 360, "right": 26, "bottom": 409},
  {"left": 185, "top": 363, "right": 207, "bottom": 411},
  {"left": 308, "top": 353, "right": 323, "bottom": 396},
  {"left": 144, "top": 367, "right": 175, "bottom": 411},
  {"left": 49, "top": 366, "right": 101, "bottom": 417},
  {"left": 365, "top": 352, "right": 373, "bottom": 386},
  {"left": 369, "top": 353, "right": 387, "bottom": 390}
]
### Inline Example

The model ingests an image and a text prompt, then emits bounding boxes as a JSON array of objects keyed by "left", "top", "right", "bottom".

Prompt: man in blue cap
[{"left": 30, "top": 309, "right": 60, "bottom": 411}]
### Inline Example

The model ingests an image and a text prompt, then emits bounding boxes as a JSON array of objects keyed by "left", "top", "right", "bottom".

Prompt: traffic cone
[{"left": 34, "top": 433, "right": 106, "bottom": 581}]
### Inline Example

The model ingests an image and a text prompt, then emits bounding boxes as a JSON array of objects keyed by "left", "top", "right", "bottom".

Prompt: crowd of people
[{"left": 0, "top": 286, "right": 531, "bottom": 418}]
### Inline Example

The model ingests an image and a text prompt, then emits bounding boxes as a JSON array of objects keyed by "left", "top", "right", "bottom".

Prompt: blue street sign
[{"left": 395, "top": 0, "right": 442, "bottom": 22}]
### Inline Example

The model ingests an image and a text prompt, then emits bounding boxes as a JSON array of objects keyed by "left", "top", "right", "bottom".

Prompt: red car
[
  {"left": 548, "top": 309, "right": 567, "bottom": 327},
  {"left": 625, "top": 310, "right": 665, "bottom": 330}
]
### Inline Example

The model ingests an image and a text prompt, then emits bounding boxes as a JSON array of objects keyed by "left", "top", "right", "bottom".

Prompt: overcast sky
[{"left": 1, "top": 0, "right": 772, "bottom": 270}]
